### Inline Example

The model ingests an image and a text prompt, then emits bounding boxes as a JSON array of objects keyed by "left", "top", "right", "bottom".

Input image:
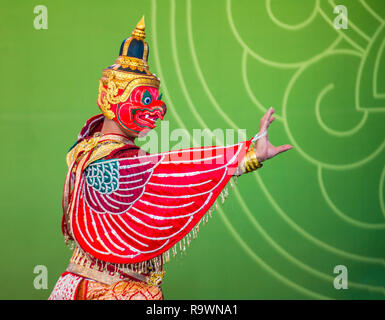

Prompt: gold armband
[{"left": 236, "top": 148, "right": 263, "bottom": 175}]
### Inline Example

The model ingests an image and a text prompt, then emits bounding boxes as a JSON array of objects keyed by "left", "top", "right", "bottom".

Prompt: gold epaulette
[{"left": 66, "top": 133, "right": 133, "bottom": 169}]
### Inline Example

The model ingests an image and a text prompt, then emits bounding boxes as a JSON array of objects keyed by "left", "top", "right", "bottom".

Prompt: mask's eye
[{"left": 142, "top": 90, "right": 152, "bottom": 105}]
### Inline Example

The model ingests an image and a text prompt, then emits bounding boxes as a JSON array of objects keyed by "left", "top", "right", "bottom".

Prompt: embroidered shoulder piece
[{"left": 69, "top": 141, "right": 250, "bottom": 264}]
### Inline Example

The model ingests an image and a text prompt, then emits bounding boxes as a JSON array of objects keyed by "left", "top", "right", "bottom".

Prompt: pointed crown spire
[{"left": 132, "top": 15, "right": 146, "bottom": 40}]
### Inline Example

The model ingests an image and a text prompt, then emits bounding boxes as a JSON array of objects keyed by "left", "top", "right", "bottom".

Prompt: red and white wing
[{"left": 71, "top": 141, "right": 250, "bottom": 264}]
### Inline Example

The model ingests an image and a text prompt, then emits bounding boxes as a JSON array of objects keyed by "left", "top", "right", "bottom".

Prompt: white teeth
[{"left": 141, "top": 114, "right": 158, "bottom": 124}]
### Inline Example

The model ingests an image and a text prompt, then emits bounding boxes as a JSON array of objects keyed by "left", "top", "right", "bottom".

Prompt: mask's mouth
[{"left": 134, "top": 108, "right": 165, "bottom": 129}]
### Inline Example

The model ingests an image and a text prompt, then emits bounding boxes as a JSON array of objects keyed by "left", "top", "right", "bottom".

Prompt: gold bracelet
[{"left": 237, "top": 148, "right": 262, "bottom": 175}]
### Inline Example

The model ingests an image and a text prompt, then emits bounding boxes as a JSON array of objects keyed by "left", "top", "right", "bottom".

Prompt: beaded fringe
[
  {"left": 65, "top": 176, "right": 238, "bottom": 270},
  {"left": 69, "top": 246, "right": 164, "bottom": 276}
]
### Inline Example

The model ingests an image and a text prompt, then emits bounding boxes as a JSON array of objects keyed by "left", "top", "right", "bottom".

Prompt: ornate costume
[{"left": 49, "top": 16, "right": 263, "bottom": 300}]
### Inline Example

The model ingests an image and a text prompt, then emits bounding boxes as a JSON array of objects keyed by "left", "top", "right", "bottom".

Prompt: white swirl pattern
[{"left": 150, "top": 0, "right": 385, "bottom": 299}]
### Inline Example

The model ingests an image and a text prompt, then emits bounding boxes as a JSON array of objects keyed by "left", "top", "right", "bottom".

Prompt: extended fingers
[
  {"left": 276, "top": 144, "right": 293, "bottom": 154},
  {"left": 260, "top": 107, "right": 275, "bottom": 131}
]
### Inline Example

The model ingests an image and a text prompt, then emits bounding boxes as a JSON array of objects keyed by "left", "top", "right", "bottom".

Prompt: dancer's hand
[{"left": 254, "top": 107, "right": 293, "bottom": 162}]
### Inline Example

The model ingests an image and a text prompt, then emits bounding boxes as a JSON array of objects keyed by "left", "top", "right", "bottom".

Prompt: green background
[{"left": 0, "top": 0, "right": 384, "bottom": 299}]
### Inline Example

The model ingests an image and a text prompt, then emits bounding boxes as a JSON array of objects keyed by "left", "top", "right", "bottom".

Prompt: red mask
[
  {"left": 98, "top": 84, "right": 167, "bottom": 136},
  {"left": 113, "top": 86, "right": 166, "bottom": 136}
]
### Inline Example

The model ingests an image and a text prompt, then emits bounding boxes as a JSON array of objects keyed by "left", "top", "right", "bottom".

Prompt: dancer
[{"left": 49, "top": 16, "right": 292, "bottom": 300}]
